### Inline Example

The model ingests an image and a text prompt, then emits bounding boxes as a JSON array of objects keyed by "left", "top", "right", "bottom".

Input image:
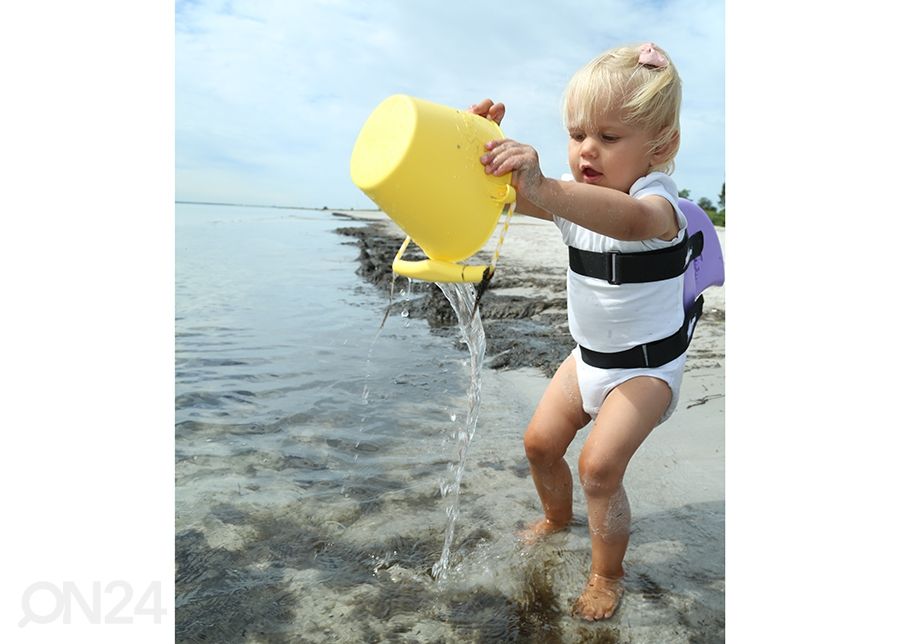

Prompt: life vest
[{"left": 574, "top": 198, "right": 725, "bottom": 369}]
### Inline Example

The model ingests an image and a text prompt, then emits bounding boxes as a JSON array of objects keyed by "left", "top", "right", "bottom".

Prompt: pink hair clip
[{"left": 638, "top": 42, "right": 668, "bottom": 69}]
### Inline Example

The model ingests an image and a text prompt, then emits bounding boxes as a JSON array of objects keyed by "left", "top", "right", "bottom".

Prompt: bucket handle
[{"left": 392, "top": 236, "right": 488, "bottom": 283}]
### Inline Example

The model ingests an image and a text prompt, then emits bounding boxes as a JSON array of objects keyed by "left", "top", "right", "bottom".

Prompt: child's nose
[{"left": 580, "top": 137, "right": 600, "bottom": 158}]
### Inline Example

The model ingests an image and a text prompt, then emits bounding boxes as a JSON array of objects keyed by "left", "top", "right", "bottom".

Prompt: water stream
[
  {"left": 430, "top": 282, "right": 485, "bottom": 581},
  {"left": 407, "top": 202, "right": 512, "bottom": 581},
  {"left": 363, "top": 271, "right": 486, "bottom": 581}
]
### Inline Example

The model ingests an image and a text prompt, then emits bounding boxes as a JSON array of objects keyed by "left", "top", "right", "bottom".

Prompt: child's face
[{"left": 567, "top": 107, "right": 659, "bottom": 193}]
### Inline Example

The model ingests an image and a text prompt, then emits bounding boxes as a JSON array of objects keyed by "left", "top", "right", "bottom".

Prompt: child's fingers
[
  {"left": 485, "top": 146, "right": 524, "bottom": 176},
  {"left": 480, "top": 139, "right": 509, "bottom": 169},
  {"left": 483, "top": 138, "right": 515, "bottom": 153},
  {"left": 469, "top": 98, "right": 494, "bottom": 117},
  {"left": 469, "top": 99, "right": 506, "bottom": 125},
  {"left": 492, "top": 156, "right": 520, "bottom": 176},
  {"left": 488, "top": 102, "right": 505, "bottom": 124},
  {"left": 482, "top": 140, "right": 535, "bottom": 178},
  {"left": 480, "top": 142, "right": 506, "bottom": 172},
  {"left": 484, "top": 138, "right": 512, "bottom": 151}
]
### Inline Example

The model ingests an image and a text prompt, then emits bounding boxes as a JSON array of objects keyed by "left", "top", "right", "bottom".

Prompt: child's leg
[
  {"left": 573, "top": 375, "right": 672, "bottom": 620},
  {"left": 521, "top": 354, "right": 591, "bottom": 536}
]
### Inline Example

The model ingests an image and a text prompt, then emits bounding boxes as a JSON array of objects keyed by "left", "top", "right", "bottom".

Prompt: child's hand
[
  {"left": 468, "top": 98, "right": 505, "bottom": 125},
  {"left": 480, "top": 139, "right": 544, "bottom": 202}
]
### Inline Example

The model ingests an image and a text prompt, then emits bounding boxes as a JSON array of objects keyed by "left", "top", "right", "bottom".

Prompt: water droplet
[{"left": 400, "top": 309, "right": 410, "bottom": 318}]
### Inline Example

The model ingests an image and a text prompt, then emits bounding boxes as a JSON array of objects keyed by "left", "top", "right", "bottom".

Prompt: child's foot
[
  {"left": 572, "top": 573, "right": 624, "bottom": 620},
  {"left": 516, "top": 517, "right": 570, "bottom": 544}
]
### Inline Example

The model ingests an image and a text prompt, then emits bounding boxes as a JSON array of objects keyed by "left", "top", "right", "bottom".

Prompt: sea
[{"left": 175, "top": 202, "right": 725, "bottom": 643}]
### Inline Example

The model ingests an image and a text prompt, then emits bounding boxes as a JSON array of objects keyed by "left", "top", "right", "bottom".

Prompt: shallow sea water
[{"left": 175, "top": 204, "right": 724, "bottom": 643}]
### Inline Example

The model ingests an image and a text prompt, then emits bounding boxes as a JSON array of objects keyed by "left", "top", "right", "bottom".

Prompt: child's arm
[
  {"left": 481, "top": 138, "right": 678, "bottom": 241},
  {"left": 507, "top": 188, "right": 555, "bottom": 221}
]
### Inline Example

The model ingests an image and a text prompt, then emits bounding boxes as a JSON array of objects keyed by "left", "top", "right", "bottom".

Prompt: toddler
[{"left": 472, "top": 42, "right": 687, "bottom": 621}]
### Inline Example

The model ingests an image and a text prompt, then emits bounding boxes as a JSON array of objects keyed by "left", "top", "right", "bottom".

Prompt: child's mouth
[{"left": 581, "top": 167, "right": 601, "bottom": 180}]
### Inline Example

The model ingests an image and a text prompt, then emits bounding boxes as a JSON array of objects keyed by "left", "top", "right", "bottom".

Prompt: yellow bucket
[{"left": 350, "top": 94, "right": 516, "bottom": 283}]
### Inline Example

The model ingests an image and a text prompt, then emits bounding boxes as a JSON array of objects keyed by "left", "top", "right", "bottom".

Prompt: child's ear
[{"left": 650, "top": 129, "right": 680, "bottom": 167}]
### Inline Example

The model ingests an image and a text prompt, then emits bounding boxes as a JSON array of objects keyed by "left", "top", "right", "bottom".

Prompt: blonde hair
[{"left": 562, "top": 43, "right": 682, "bottom": 174}]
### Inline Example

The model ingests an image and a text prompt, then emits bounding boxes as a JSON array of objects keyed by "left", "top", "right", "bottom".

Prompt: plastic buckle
[{"left": 607, "top": 250, "right": 621, "bottom": 285}]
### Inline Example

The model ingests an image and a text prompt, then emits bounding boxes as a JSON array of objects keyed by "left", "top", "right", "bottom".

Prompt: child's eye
[
  {"left": 569, "top": 131, "right": 586, "bottom": 142},
  {"left": 601, "top": 134, "right": 620, "bottom": 143}
]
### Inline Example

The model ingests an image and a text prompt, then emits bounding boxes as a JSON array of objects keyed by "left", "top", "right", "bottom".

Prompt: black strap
[
  {"left": 579, "top": 295, "right": 704, "bottom": 369},
  {"left": 569, "top": 231, "right": 704, "bottom": 285}
]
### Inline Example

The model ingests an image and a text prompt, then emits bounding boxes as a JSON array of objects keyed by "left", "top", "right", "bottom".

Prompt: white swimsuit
[
  {"left": 572, "top": 347, "right": 686, "bottom": 423},
  {"left": 554, "top": 172, "right": 688, "bottom": 423}
]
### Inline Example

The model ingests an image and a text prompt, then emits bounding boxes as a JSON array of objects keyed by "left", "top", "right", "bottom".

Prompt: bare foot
[
  {"left": 572, "top": 573, "right": 624, "bottom": 620},
  {"left": 516, "top": 517, "right": 570, "bottom": 544}
]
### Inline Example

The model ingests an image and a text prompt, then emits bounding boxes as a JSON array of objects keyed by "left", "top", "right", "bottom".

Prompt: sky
[{"left": 175, "top": 0, "right": 725, "bottom": 209}]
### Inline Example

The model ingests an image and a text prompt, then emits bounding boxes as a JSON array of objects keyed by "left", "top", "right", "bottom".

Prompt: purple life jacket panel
[{"left": 679, "top": 198, "right": 725, "bottom": 311}]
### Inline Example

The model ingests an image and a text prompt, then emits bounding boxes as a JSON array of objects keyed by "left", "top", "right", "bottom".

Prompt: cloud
[{"left": 176, "top": 0, "right": 724, "bottom": 207}]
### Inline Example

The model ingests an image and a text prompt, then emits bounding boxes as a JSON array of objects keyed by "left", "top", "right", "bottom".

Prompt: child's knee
[
  {"left": 524, "top": 425, "right": 565, "bottom": 465},
  {"left": 578, "top": 453, "right": 625, "bottom": 495}
]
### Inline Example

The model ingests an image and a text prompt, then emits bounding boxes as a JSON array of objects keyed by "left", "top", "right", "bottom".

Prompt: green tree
[{"left": 677, "top": 187, "right": 724, "bottom": 226}]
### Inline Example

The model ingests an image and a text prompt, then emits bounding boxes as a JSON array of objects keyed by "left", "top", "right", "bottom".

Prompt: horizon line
[{"left": 175, "top": 200, "right": 380, "bottom": 212}]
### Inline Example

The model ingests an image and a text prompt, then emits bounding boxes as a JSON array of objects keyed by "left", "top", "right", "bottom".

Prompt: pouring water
[{"left": 430, "top": 281, "right": 485, "bottom": 581}]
